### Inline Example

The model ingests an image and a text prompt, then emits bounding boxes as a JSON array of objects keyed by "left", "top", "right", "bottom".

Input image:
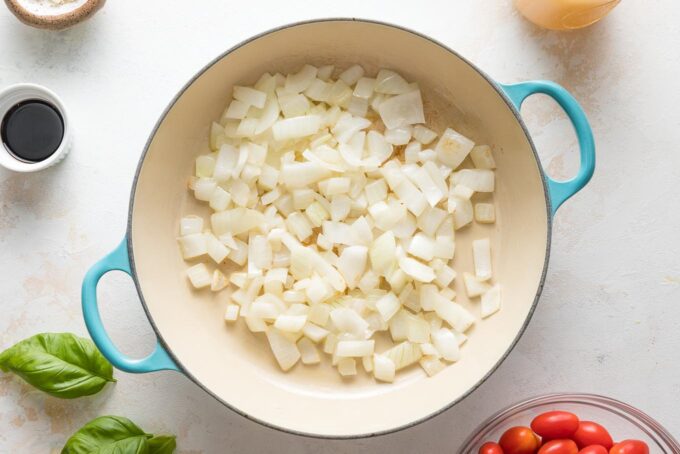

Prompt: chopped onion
[
  {"left": 266, "top": 328, "right": 301, "bottom": 371},
  {"left": 432, "top": 328, "right": 460, "bottom": 362},
  {"left": 186, "top": 263, "right": 211, "bottom": 288},
  {"left": 472, "top": 238, "right": 492, "bottom": 280},
  {"left": 336, "top": 340, "right": 375, "bottom": 357},
  {"left": 177, "top": 233, "right": 207, "bottom": 259},
  {"left": 373, "top": 354, "right": 396, "bottom": 382},
  {"left": 378, "top": 90, "right": 425, "bottom": 129},
  {"left": 298, "top": 337, "right": 321, "bottom": 364},
  {"left": 470, "top": 144, "right": 496, "bottom": 169},
  {"left": 224, "top": 304, "right": 240, "bottom": 322},
  {"left": 180, "top": 65, "right": 501, "bottom": 382},
  {"left": 435, "top": 128, "right": 475, "bottom": 169},
  {"left": 481, "top": 283, "right": 501, "bottom": 318}
]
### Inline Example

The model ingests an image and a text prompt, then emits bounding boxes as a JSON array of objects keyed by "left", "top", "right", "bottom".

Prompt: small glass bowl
[{"left": 459, "top": 393, "right": 680, "bottom": 453}]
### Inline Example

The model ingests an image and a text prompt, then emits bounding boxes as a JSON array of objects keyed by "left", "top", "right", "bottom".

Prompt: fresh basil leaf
[
  {"left": 148, "top": 435, "right": 177, "bottom": 454},
  {"left": 0, "top": 332, "right": 115, "bottom": 399},
  {"left": 61, "top": 415, "right": 151, "bottom": 454}
]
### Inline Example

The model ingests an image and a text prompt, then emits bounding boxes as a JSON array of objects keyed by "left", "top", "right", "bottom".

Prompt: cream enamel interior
[{"left": 129, "top": 20, "right": 549, "bottom": 438}]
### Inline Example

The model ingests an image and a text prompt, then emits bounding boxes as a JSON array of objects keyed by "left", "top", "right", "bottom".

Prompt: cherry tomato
[
  {"left": 537, "top": 440, "right": 579, "bottom": 454},
  {"left": 531, "top": 411, "right": 580, "bottom": 440},
  {"left": 609, "top": 440, "right": 650, "bottom": 454},
  {"left": 499, "top": 426, "right": 541, "bottom": 454},
  {"left": 479, "top": 442, "right": 505, "bottom": 454},
  {"left": 572, "top": 421, "right": 614, "bottom": 449},
  {"left": 578, "top": 446, "right": 609, "bottom": 454}
]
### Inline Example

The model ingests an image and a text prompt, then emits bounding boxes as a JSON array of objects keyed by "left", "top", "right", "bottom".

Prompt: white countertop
[{"left": 1, "top": 1, "right": 679, "bottom": 452}]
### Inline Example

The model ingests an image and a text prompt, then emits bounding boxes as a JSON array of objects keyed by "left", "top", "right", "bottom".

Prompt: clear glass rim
[{"left": 458, "top": 393, "right": 680, "bottom": 453}]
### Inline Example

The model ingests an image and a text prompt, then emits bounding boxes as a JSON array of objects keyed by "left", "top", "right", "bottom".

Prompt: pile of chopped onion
[{"left": 178, "top": 64, "right": 501, "bottom": 382}]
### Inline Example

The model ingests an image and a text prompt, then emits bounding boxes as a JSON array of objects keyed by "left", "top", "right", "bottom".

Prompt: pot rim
[{"left": 125, "top": 17, "right": 553, "bottom": 440}]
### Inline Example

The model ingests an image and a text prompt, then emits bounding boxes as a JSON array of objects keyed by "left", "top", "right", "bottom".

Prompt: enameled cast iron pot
[{"left": 82, "top": 19, "right": 595, "bottom": 438}]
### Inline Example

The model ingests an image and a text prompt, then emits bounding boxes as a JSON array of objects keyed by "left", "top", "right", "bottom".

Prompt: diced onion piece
[
  {"left": 227, "top": 238, "right": 248, "bottom": 266},
  {"left": 280, "top": 161, "right": 332, "bottom": 189},
  {"left": 336, "top": 340, "right": 375, "bottom": 357},
  {"left": 407, "top": 233, "right": 436, "bottom": 261},
  {"left": 405, "top": 165, "right": 445, "bottom": 207},
  {"left": 365, "top": 179, "right": 388, "bottom": 204},
  {"left": 337, "top": 358, "right": 357, "bottom": 376},
  {"left": 451, "top": 169, "right": 495, "bottom": 192},
  {"left": 210, "top": 270, "right": 227, "bottom": 293},
  {"left": 317, "top": 65, "right": 334, "bottom": 81},
  {"left": 449, "top": 196, "right": 474, "bottom": 229},
  {"left": 279, "top": 92, "right": 310, "bottom": 118},
  {"left": 193, "top": 178, "right": 217, "bottom": 201},
  {"left": 304, "top": 78, "right": 332, "bottom": 102},
  {"left": 420, "top": 342, "right": 439, "bottom": 357},
  {"left": 255, "top": 98, "right": 280, "bottom": 134},
  {"left": 398, "top": 257, "right": 435, "bottom": 283},
  {"left": 433, "top": 294, "right": 475, "bottom": 333},
  {"left": 383, "top": 341, "right": 422, "bottom": 370},
  {"left": 470, "top": 144, "right": 496, "bottom": 169},
  {"left": 274, "top": 314, "right": 308, "bottom": 333},
  {"left": 375, "top": 69, "right": 411, "bottom": 95},
  {"left": 384, "top": 126, "right": 412, "bottom": 145},
  {"left": 224, "top": 304, "right": 240, "bottom": 322},
  {"left": 369, "top": 231, "right": 397, "bottom": 276},
  {"left": 265, "top": 328, "right": 301, "bottom": 371},
  {"left": 272, "top": 115, "right": 321, "bottom": 141},
  {"left": 463, "top": 272, "right": 491, "bottom": 298},
  {"left": 297, "top": 337, "right": 321, "bottom": 365},
  {"left": 474, "top": 203, "right": 496, "bottom": 223},
  {"left": 406, "top": 316, "right": 431, "bottom": 343},
  {"left": 196, "top": 155, "right": 216, "bottom": 178},
  {"left": 308, "top": 303, "right": 331, "bottom": 326},
  {"left": 420, "top": 356, "right": 446, "bottom": 377},
  {"left": 187, "top": 263, "right": 211, "bottom": 288},
  {"left": 353, "top": 77, "right": 375, "bottom": 99},
  {"left": 472, "top": 238, "right": 492, "bottom": 280},
  {"left": 330, "top": 195, "right": 352, "bottom": 222},
  {"left": 206, "top": 233, "right": 230, "bottom": 264},
  {"left": 376, "top": 292, "right": 401, "bottom": 322},
  {"left": 339, "top": 64, "right": 365, "bottom": 86},
  {"left": 435, "top": 128, "right": 475, "bottom": 169},
  {"left": 373, "top": 354, "right": 396, "bottom": 382},
  {"left": 284, "top": 64, "right": 318, "bottom": 93},
  {"left": 432, "top": 328, "right": 460, "bottom": 362},
  {"left": 302, "top": 322, "right": 329, "bottom": 343},
  {"left": 330, "top": 308, "right": 369, "bottom": 337},
  {"left": 362, "top": 355, "right": 373, "bottom": 372},
  {"left": 481, "top": 284, "right": 501, "bottom": 318},
  {"left": 413, "top": 125, "right": 437, "bottom": 145},
  {"left": 417, "top": 206, "right": 448, "bottom": 237},
  {"left": 177, "top": 233, "right": 207, "bottom": 259},
  {"left": 378, "top": 90, "right": 425, "bottom": 129},
  {"left": 337, "top": 246, "right": 368, "bottom": 289},
  {"left": 434, "top": 264, "right": 456, "bottom": 288},
  {"left": 233, "top": 86, "right": 267, "bottom": 109},
  {"left": 211, "top": 208, "right": 264, "bottom": 236},
  {"left": 180, "top": 216, "right": 204, "bottom": 236},
  {"left": 209, "top": 186, "right": 232, "bottom": 212}
]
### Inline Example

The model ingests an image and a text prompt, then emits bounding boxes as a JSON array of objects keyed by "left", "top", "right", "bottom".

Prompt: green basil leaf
[
  {"left": 0, "top": 332, "right": 115, "bottom": 399},
  {"left": 148, "top": 435, "right": 177, "bottom": 454},
  {"left": 61, "top": 415, "right": 151, "bottom": 454}
]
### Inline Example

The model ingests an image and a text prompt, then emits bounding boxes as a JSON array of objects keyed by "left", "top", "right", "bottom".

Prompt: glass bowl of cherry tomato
[{"left": 459, "top": 393, "right": 679, "bottom": 453}]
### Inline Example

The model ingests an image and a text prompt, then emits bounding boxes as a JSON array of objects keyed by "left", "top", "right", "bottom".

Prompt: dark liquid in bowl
[{"left": 1, "top": 99, "right": 64, "bottom": 163}]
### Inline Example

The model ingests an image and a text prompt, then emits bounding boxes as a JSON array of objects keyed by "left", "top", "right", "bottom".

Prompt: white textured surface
[{"left": 1, "top": 1, "right": 679, "bottom": 452}]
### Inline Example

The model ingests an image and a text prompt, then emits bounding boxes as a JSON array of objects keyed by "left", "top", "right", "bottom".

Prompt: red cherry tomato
[
  {"left": 479, "top": 442, "right": 505, "bottom": 454},
  {"left": 578, "top": 446, "right": 609, "bottom": 454},
  {"left": 538, "top": 440, "right": 579, "bottom": 454},
  {"left": 531, "top": 411, "right": 580, "bottom": 440},
  {"left": 572, "top": 421, "right": 614, "bottom": 449},
  {"left": 609, "top": 440, "right": 650, "bottom": 454},
  {"left": 499, "top": 426, "right": 541, "bottom": 454}
]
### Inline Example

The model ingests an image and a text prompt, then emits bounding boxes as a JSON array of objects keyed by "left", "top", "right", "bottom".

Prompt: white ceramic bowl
[
  {"left": 82, "top": 19, "right": 595, "bottom": 438},
  {"left": 0, "top": 83, "right": 71, "bottom": 172}
]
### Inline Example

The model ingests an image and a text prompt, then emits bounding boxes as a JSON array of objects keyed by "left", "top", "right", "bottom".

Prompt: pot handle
[
  {"left": 499, "top": 81, "right": 595, "bottom": 215},
  {"left": 82, "top": 237, "right": 179, "bottom": 373}
]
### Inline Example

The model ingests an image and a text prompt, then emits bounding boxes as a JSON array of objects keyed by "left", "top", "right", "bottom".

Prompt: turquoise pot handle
[
  {"left": 82, "top": 237, "right": 179, "bottom": 373},
  {"left": 499, "top": 81, "right": 595, "bottom": 215}
]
